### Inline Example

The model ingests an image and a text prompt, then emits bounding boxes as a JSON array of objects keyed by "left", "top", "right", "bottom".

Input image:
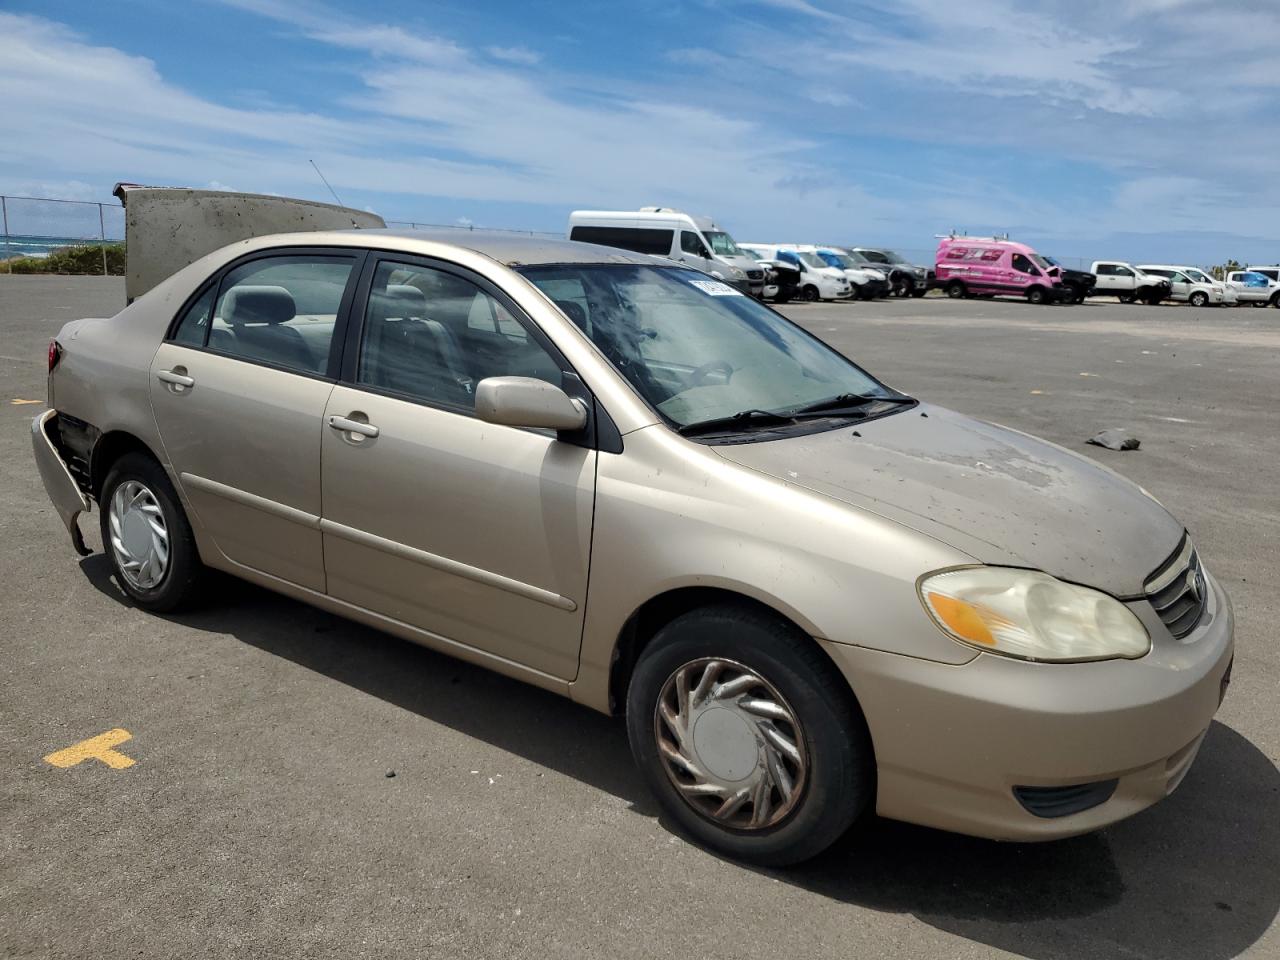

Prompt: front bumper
[
  {"left": 859, "top": 279, "right": 891, "bottom": 298},
  {"left": 31, "top": 410, "right": 91, "bottom": 555},
  {"left": 820, "top": 572, "right": 1234, "bottom": 841}
]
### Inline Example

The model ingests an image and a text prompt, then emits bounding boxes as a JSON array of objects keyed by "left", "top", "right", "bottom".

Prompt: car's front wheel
[
  {"left": 99, "top": 451, "right": 203, "bottom": 612},
  {"left": 626, "top": 605, "right": 874, "bottom": 866},
  {"left": 801, "top": 285, "right": 820, "bottom": 302},
  {"left": 1189, "top": 291, "right": 1209, "bottom": 307}
]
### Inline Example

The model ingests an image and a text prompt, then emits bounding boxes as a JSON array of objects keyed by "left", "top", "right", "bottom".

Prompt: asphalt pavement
[{"left": 1, "top": 275, "right": 1277, "bottom": 959}]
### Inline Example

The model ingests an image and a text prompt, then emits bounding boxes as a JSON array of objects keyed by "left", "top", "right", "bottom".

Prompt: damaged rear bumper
[{"left": 31, "top": 410, "right": 91, "bottom": 556}]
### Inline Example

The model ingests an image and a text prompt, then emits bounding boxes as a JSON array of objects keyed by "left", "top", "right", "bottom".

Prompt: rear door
[
  {"left": 150, "top": 249, "right": 362, "bottom": 590},
  {"left": 318, "top": 254, "right": 596, "bottom": 680}
]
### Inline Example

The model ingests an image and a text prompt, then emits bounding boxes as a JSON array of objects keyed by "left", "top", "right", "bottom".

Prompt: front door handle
[
  {"left": 157, "top": 369, "right": 195, "bottom": 390},
  {"left": 328, "top": 415, "right": 379, "bottom": 439}
]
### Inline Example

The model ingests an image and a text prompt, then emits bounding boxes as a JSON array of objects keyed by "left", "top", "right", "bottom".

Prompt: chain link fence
[{"left": 1, "top": 195, "right": 126, "bottom": 275}]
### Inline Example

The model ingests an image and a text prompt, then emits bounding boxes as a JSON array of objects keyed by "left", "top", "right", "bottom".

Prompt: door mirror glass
[{"left": 475, "top": 376, "right": 587, "bottom": 432}]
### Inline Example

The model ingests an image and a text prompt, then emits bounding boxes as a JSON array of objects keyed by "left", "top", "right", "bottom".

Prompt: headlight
[{"left": 918, "top": 567, "right": 1150, "bottom": 662}]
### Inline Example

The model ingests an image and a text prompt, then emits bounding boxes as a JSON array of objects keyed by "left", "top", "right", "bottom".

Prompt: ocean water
[{"left": 1, "top": 235, "right": 121, "bottom": 258}]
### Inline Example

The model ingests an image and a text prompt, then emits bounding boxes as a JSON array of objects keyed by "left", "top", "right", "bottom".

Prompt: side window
[
  {"left": 1011, "top": 253, "right": 1031, "bottom": 273},
  {"left": 681, "top": 231, "right": 710, "bottom": 258},
  {"left": 1115, "top": 266, "right": 1134, "bottom": 277},
  {"left": 171, "top": 285, "right": 216, "bottom": 346},
  {"left": 569, "top": 226, "right": 674, "bottom": 256},
  {"left": 1095, "top": 264, "right": 1113, "bottom": 276},
  {"left": 209, "top": 256, "right": 355, "bottom": 375},
  {"left": 357, "top": 260, "right": 564, "bottom": 412}
]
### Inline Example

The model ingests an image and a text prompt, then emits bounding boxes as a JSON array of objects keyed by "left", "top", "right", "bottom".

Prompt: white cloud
[{"left": 486, "top": 45, "right": 541, "bottom": 65}]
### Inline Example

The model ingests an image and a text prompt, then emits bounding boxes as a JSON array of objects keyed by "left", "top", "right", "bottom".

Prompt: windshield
[
  {"left": 857, "top": 249, "right": 892, "bottom": 264},
  {"left": 703, "top": 230, "right": 743, "bottom": 257},
  {"left": 1183, "top": 269, "right": 1209, "bottom": 282},
  {"left": 1043, "top": 255, "right": 1061, "bottom": 266},
  {"left": 819, "top": 252, "right": 854, "bottom": 269},
  {"left": 1032, "top": 254, "right": 1052, "bottom": 270},
  {"left": 792, "top": 252, "right": 826, "bottom": 269},
  {"left": 517, "top": 264, "right": 897, "bottom": 432}
]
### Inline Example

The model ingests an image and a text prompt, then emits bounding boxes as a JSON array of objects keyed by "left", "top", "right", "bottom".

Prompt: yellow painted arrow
[{"left": 44, "top": 728, "right": 136, "bottom": 769}]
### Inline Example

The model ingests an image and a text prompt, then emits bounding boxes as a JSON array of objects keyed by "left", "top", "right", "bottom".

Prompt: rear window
[{"left": 570, "top": 226, "right": 673, "bottom": 256}]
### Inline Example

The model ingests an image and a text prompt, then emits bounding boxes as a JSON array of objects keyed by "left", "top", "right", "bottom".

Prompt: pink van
[{"left": 934, "top": 236, "right": 1066, "bottom": 305}]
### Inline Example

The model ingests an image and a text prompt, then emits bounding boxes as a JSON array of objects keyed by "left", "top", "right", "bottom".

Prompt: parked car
[
  {"left": 811, "top": 247, "right": 891, "bottom": 299},
  {"left": 567, "top": 208, "right": 761, "bottom": 296},
  {"left": 1041, "top": 257, "right": 1095, "bottom": 304},
  {"left": 1090, "top": 261, "right": 1173, "bottom": 305},
  {"left": 1136, "top": 265, "right": 1232, "bottom": 307},
  {"left": 33, "top": 228, "right": 1233, "bottom": 867},
  {"left": 935, "top": 236, "right": 1067, "bottom": 304},
  {"left": 851, "top": 247, "right": 933, "bottom": 297},
  {"left": 739, "top": 243, "right": 853, "bottom": 301},
  {"left": 1225, "top": 270, "right": 1280, "bottom": 307},
  {"left": 745, "top": 251, "right": 802, "bottom": 304},
  {"left": 1246, "top": 265, "right": 1280, "bottom": 289}
]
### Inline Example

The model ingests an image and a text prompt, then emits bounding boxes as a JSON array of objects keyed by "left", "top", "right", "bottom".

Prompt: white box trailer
[{"left": 113, "top": 184, "right": 385, "bottom": 302}]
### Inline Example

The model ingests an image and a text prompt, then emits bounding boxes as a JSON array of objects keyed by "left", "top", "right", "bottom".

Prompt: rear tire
[
  {"left": 626, "top": 605, "right": 874, "bottom": 867},
  {"left": 99, "top": 452, "right": 203, "bottom": 612},
  {"left": 945, "top": 280, "right": 966, "bottom": 299}
]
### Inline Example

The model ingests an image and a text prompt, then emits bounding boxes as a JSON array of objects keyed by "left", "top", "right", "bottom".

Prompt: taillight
[{"left": 48, "top": 340, "right": 61, "bottom": 372}]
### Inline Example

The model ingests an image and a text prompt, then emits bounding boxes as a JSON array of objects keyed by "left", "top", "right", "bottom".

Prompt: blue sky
[{"left": 2, "top": 0, "right": 1278, "bottom": 265}]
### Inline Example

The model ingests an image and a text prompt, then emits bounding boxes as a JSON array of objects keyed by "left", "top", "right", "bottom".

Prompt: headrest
[
  {"left": 385, "top": 283, "right": 428, "bottom": 317},
  {"left": 222, "top": 285, "right": 296, "bottom": 325},
  {"left": 553, "top": 299, "right": 588, "bottom": 330}
]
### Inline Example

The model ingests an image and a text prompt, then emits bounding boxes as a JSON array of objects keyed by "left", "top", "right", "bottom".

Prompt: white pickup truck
[
  {"left": 1226, "top": 270, "right": 1280, "bottom": 307},
  {"left": 1089, "top": 261, "right": 1172, "bottom": 305}
]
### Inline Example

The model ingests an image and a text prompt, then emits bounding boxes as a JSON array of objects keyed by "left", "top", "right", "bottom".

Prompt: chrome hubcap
[
  {"left": 108, "top": 480, "right": 169, "bottom": 590},
  {"left": 654, "top": 658, "right": 808, "bottom": 830}
]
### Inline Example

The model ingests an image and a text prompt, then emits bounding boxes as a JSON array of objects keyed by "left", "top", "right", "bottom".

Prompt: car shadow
[{"left": 81, "top": 554, "right": 1280, "bottom": 959}]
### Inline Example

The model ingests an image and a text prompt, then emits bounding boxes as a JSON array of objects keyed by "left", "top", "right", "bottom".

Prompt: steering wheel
[{"left": 687, "top": 360, "right": 735, "bottom": 388}]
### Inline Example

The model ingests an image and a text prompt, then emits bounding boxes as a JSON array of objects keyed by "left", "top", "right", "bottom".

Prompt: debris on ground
[{"left": 1087, "top": 429, "right": 1140, "bottom": 451}]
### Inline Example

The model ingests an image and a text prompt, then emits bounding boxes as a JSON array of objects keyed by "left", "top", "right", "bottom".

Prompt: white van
[
  {"left": 1135, "top": 265, "right": 1233, "bottom": 307},
  {"left": 567, "top": 208, "right": 762, "bottom": 296},
  {"left": 739, "top": 243, "right": 853, "bottom": 302}
]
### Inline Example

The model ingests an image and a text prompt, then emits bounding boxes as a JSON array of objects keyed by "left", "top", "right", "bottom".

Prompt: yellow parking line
[
  {"left": 10, "top": 399, "right": 42, "bottom": 405},
  {"left": 44, "top": 728, "right": 136, "bottom": 769}
]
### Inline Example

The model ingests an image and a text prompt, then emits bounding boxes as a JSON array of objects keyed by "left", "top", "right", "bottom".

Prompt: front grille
[
  {"left": 1145, "top": 534, "right": 1208, "bottom": 638},
  {"left": 746, "top": 269, "right": 764, "bottom": 281}
]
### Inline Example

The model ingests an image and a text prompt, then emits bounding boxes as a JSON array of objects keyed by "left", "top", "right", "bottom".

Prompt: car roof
[{"left": 351, "top": 228, "right": 663, "bottom": 267}]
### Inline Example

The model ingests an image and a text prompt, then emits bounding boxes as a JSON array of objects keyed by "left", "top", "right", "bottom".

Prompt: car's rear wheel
[
  {"left": 1189, "top": 291, "right": 1209, "bottom": 307},
  {"left": 99, "top": 452, "right": 203, "bottom": 612},
  {"left": 626, "top": 605, "right": 874, "bottom": 866},
  {"left": 945, "top": 280, "right": 966, "bottom": 299}
]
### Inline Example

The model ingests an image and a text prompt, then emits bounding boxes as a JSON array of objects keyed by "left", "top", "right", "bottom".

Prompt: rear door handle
[
  {"left": 328, "top": 415, "right": 379, "bottom": 439},
  {"left": 157, "top": 369, "right": 195, "bottom": 388}
]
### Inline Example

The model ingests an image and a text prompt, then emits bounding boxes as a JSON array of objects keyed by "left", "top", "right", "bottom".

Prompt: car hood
[{"left": 714, "top": 403, "right": 1183, "bottom": 597}]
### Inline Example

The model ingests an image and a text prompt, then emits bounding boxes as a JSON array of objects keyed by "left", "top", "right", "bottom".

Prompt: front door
[
  {"left": 678, "top": 230, "right": 719, "bottom": 276},
  {"left": 150, "top": 251, "right": 361, "bottom": 591},
  {"left": 319, "top": 256, "right": 596, "bottom": 680}
]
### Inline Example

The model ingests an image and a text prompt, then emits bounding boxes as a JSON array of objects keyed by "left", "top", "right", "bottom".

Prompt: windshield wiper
[
  {"left": 677, "top": 409, "right": 796, "bottom": 436},
  {"left": 787, "top": 393, "right": 915, "bottom": 417}
]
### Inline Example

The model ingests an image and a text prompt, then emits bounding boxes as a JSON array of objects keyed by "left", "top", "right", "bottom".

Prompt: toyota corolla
[{"left": 32, "top": 230, "right": 1233, "bottom": 865}]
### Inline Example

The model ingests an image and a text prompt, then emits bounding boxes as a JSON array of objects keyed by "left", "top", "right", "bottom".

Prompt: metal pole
[
  {"left": 98, "top": 203, "right": 108, "bottom": 276},
  {"left": 2, "top": 196, "right": 10, "bottom": 274}
]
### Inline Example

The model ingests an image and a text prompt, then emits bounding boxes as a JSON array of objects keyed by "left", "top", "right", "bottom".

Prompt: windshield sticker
[{"left": 686, "top": 278, "right": 743, "bottom": 297}]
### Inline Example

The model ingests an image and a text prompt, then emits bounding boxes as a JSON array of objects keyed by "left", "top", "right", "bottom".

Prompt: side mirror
[{"left": 475, "top": 376, "right": 588, "bottom": 432}]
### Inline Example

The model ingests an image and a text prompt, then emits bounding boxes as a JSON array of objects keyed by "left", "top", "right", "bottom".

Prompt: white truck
[
  {"left": 1226, "top": 269, "right": 1280, "bottom": 307},
  {"left": 1089, "top": 261, "right": 1172, "bottom": 305},
  {"left": 1136, "top": 265, "right": 1233, "bottom": 307}
]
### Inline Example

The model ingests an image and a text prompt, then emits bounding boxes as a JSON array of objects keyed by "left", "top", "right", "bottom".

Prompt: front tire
[
  {"left": 945, "top": 280, "right": 967, "bottom": 299},
  {"left": 626, "top": 605, "right": 874, "bottom": 866},
  {"left": 99, "top": 452, "right": 203, "bottom": 612},
  {"left": 1189, "top": 291, "right": 1209, "bottom": 307},
  {"left": 801, "top": 285, "right": 820, "bottom": 302},
  {"left": 1026, "top": 286, "right": 1047, "bottom": 305}
]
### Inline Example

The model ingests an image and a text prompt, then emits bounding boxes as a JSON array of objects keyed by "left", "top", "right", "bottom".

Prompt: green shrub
[{"left": 2, "top": 242, "right": 126, "bottom": 276}]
